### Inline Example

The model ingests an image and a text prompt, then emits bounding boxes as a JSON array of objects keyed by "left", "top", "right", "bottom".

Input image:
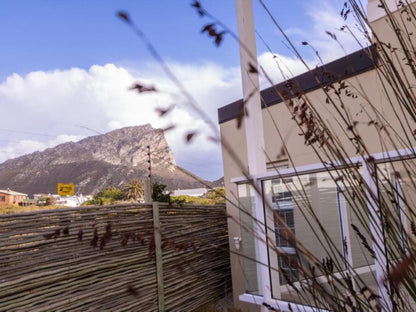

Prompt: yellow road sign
[{"left": 58, "top": 183, "right": 75, "bottom": 196}]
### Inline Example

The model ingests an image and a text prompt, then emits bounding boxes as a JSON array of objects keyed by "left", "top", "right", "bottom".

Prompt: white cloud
[
  {"left": 304, "top": 1, "right": 369, "bottom": 62},
  {"left": 258, "top": 52, "right": 311, "bottom": 87},
  {"left": 0, "top": 1, "right": 370, "bottom": 181},
  {"left": 254, "top": 1, "right": 371, "bottom": 91},
  {"left": 0, "top": 134, "right": 86, "bottom": 165},
  {"left": 0, "top": 62, "right": 241, "bottom": 180}
]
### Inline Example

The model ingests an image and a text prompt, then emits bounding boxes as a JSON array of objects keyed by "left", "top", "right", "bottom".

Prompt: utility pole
[{"left": 144, "top": 145, "right": 152, "bottom": 203}]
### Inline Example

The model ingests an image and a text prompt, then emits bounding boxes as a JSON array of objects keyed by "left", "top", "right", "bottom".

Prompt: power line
[{"left": 75, "top": 125, "right": 103, "bottom": 135}]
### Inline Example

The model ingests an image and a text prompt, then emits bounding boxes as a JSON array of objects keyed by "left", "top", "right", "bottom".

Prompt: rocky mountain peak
[
  {"left": 0, "top": 125, "right": 204, "bottom": 196},
  {"left": 76, "top": 124, "right": 176, "bottom": 169},
  {"left": 2, "top": 124, "right": 176, "bottom": 171}
]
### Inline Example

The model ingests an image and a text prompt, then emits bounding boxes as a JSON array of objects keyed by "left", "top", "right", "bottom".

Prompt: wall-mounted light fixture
[{"left": 233, "top": 237, "right": 241, "bottom": 250}]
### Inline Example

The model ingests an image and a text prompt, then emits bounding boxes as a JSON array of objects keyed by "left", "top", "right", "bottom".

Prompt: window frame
[{"left": 232, "top": 147, "right": 416, "bottom": 311}]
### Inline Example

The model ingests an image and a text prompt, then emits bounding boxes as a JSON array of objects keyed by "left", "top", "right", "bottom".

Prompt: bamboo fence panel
[
  {"left": 0, "top": 203, "right": 230, "bottom": 312},
  {"left": 158, "top": 204, "right": 231, "bottom": 312}
]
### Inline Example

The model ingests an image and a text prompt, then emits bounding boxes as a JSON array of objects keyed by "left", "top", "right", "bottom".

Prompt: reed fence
[{"left": 0, "top": 203, "right": 231, "bottom": 311}]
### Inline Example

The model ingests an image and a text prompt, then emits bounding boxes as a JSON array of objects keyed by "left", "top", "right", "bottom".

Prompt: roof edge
[{"left": 218, "top": 46, "right": 377, "bottom": 124}]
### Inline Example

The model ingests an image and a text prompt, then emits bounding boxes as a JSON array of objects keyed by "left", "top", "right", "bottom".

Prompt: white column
[
  {"left": 337, "top": 190, "right": 357, "bottom": 292},
  {"left": 362, "top": 160, "right": 392, "bottom": 311},
  {"left": 235, "top": 0, "right": 270, "bottom": 309}
]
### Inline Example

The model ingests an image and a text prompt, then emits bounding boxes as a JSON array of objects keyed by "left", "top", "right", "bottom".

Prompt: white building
[{"left": 171, "top": 188, "right": 207, "bottom": 197}]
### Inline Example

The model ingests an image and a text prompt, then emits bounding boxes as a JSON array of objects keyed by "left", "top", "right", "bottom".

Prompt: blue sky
[
  {"left": 0, "top": 0, "right": 368, "bottom": 182},
  {"left": 0, "top": 1, "right": 236, "bottom": 80},
  {"left": 0, "top": 0, "right": 324, "bottom": 78}
]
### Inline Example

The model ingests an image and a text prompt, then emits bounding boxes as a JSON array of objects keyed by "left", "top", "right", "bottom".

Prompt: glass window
[
  {"left": 263, "top": 172, "right": 345, "bottom": 304},
  {"left": 375, "top": 158, "right": 416, "bottom": 309},
  {"left": 275, "top": 209, "right": 295, "bottom": 248},
  {"left": 237, "top": 183, "right": 262, "bottom": 295},
  {"left": 261, "top": 167, "right": 386, "bottom": 307},
  {"left": 337, "top": 169, "right": 377, "bottom": 294},
  {"left": 270, "top": 178, "right": 297, "bottom": 286},
  {"left": 236, "top": 156, "right": 416, "bottom": 310},
  {"left": 377, "top": 159, "right": 416, "bottom": 258}
]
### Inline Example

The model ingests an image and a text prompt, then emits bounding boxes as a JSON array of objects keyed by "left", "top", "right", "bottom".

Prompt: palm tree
[{"left": 122, "top": 179, "right": 144, "bottom": 201}]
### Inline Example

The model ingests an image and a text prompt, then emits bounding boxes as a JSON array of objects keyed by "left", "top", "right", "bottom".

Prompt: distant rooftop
[
  {"left": 172, "top": 188, "right": 208, "bottom": 197},
  {"left": 0, "top": 189, "right": 27, "bottom": 196}
]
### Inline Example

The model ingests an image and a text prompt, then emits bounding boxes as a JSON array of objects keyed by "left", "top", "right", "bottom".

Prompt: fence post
[
  {"left": 144, "top": 180, "right": 152, "bottom": 203},
  {"left": 153, "top": 202, "right": 165, "bottom": 312}
]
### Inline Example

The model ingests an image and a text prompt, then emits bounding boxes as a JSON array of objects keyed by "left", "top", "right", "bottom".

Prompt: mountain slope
[{"left": 0, "top": 124, "right": 209, "bottom": 195}]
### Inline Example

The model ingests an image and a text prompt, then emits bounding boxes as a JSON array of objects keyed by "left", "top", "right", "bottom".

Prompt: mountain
[
  {"left": 211, "top": 177, "right": 224, "bottom": 187},
  {"left": 0, "top": 124, "right": 212, "bottom": 196}
]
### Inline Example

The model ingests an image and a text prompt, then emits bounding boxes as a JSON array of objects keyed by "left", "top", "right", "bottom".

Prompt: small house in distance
[
  {"left": 33, "top": 193, "right": 91, "bottom": 207},
  {"left": 0, "top": 189, "right": 28, "bottom": 205}
]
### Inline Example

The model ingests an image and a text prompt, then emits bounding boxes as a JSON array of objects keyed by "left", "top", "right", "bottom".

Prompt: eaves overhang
[{"left": 218, "top": 46, "right": 377, "bottom": 124}]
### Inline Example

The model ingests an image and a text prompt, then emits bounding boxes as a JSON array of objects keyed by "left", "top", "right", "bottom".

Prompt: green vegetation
[
  {"left": 170, "top": 195, "right": 212, "bottom": 205},
  {"left": 83, "top": 186, "right": 124, "bottom": 205},
  {"left": 122, "top": 179, "right": 144, "bottom": 201},
  {"left": 83, "top": 179, "right": 145, "bottom": 205},
  {"left": 171, "top": 187, "right": 225, "bottom": 205},
  {"left": 204, "top": 187, "right": 225, "bottom": 204},
  {"left": 82, "top": 182, "right": 226, "bottom": 206},
  {"left": 152, "top": 182, "right": 171, "bottom": 203},
  {"left": 38, "top": 196, "right": 53, "bottom": 206}
]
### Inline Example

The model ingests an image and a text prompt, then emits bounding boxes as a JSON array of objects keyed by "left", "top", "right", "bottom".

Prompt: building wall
[
  {"left": 220, "top": 121, "right": 261, "bottom": 311},
  {"left": 0, "top": 193, "right": 26, "bottom": 205},
  {"left": 261, "top": 68, "right": 416, "bottom": 168},
  {"left": 0, "top": 194, "right": 11, "bottom": 205},
  {"left": 220, "top": 3, "right": 416, "bottom": 307}
]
